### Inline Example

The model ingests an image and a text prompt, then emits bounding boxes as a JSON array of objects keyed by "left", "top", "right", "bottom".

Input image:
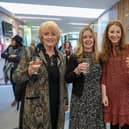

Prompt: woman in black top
[{"left": 1, "top": 35, "right": 24, "bottom": 106}]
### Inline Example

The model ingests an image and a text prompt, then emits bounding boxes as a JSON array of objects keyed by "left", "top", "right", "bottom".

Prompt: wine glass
[
  {"left": 31, "top": 56, "right": 42, "bottom": 75},
  {"left": 82, "top": 58, "right": 90, "bottom": 75}
]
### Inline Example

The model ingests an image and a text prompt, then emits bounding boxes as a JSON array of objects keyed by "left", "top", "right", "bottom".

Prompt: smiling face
[
  {"left": 41, "top": 28, "right": 58, "bottom": 48},
  {"left": 39, "top": 21, "right": 60, "bottom": 49},
  {"left": 108, "top": 24, "right": 122, "bottom": 46},
  {"left": 82, "top": 30, "right": 94, "bottom": 52},
  {"left": 64, "top": 42, "right": 71, "bottom": 55}
]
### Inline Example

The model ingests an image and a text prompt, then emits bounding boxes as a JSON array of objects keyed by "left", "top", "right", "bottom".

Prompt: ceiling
[{"left": 0, "top": 0, "right": 120, "bottom": 33}]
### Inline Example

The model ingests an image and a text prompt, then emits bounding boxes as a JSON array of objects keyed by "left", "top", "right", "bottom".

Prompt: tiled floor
[
  {"left": 0, "top": 85, "right": 70, "bottom": 129},
  {"left": 0, "top": 85, "right": 19, "bottom": 129},
  {"left": 0, "top": 106, "right": 19, "bottom": 129},
  {"left": 0, "top": 84, "right": 109, "bottom": 129}
]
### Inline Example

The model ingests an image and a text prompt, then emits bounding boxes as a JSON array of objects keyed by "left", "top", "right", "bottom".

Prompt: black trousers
[
  {"left": 10, "top": 70, "right": 16, "bottom": 99},
  {"left": 111, "top": 124, "right": 129, "bottom": 129}
]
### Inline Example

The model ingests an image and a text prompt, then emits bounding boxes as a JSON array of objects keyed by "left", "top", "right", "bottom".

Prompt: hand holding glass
[
  {"left": 29, "top": 57, "right": 42, "bottom": 75},
  {"left": 82, "top": 58, "right": 90, "bottom": 75}
]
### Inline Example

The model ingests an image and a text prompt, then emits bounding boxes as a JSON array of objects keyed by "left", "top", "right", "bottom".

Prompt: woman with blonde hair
[
  {"left": 13, "top": 21, "right": 67, "bottom": 129},
  {"left": 65, "top": 27, "right": 105, "bottom": 129},
  {"left": 101, "top": 20, "right": 129, "bottom": 129}
]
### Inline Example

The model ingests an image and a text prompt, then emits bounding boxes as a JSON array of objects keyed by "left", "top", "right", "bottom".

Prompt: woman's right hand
[
  {"left": 74, "top": 63, "right": 88, "bottom": 75},
  {"left": 28, "top": 61, "right": 42, "bottom": 76}
]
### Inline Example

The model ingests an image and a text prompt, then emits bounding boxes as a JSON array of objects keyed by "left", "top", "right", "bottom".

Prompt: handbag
[{"left": 3, "top": 60, "right": 14, "bottom": 82}]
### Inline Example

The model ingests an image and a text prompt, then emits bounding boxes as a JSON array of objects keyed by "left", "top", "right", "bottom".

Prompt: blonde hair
[
  {"left": 74, "top": 27, "right": 99, "bottom": 63},
  {"left": 101, "top": 20, "right": 127, "bottom": 63},
  {"left": 38, "top": 21, "right": 61, "bottom": 42}
]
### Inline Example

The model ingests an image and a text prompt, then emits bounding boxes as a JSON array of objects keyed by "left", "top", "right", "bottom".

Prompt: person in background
[
  {"left": 28, "top": 39, "right": 36, "bottom": 56},
  {"left": 63, "top": 41, "right": 73, "bottom": 111},
  {"left": 1, "top": 42, "right": 13, "bottom": 84},
  {"left": 13, "top": 21, "right": 68, "bottom": 129},
  {"left": 65, "top": 27, "right": 105, "bottom": 129},
  {"left": 30, "top": 39, "right": 35, "bottom": 48},
  {"left": 63, "top": 41, "right": 72, "bottom": 64},
  {"left": 101, "top": 20, "right": 129, "bottom": 129},
  {"left": 1, "top": 35, "right": 24, "bottom": 106}
]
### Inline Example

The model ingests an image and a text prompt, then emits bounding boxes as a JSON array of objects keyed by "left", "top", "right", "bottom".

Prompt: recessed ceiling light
[
  {"left": 31, "top": 25, "right": 40, "bottom": 28},
  {"left": 16, "top": 16, "right": 61, "bottom": 20},
  {"left": 69, "top": 23, "right": 89, "bottom": 26}
]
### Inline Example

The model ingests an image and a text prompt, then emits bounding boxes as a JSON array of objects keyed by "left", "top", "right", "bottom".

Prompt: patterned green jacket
[{"left": 13, "top": 46, "right": 68, "bottom": 129}]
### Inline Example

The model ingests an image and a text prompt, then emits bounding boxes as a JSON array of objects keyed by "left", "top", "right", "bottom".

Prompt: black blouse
[{"left": 39, "top": 44, "right": 60, "bottom": 129}]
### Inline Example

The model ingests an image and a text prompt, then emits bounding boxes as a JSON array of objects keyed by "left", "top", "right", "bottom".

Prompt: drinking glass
[
  {"left": 82, "top": 58, "right": 90, "bottom": 75},
  {"left": 31, "top": 56, "right": 42, "bottom": 74}
]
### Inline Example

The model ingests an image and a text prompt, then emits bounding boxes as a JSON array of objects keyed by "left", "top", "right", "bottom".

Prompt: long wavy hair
[
  {"left": 101, "top": 20, "right": 127, "bottom": 63},
  {"left": 74, "top": 27, "right": 99, "bottom": 63}
]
